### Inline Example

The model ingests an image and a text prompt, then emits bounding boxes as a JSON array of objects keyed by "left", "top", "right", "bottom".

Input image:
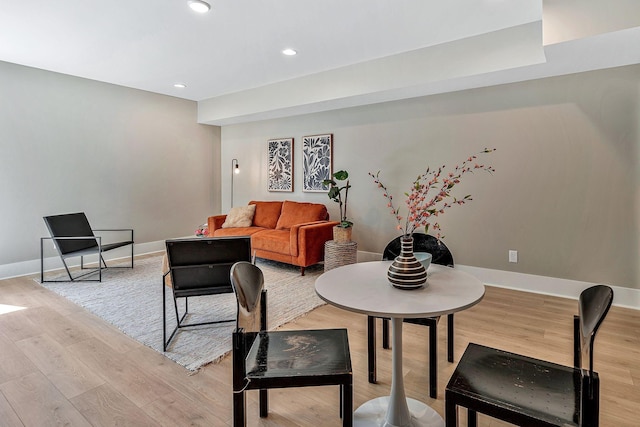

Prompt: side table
[{"left": 324, "top": 240, "right": 358, "bottom": 272}]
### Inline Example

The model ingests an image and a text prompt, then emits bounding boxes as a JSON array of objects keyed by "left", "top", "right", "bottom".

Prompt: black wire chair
[
  {"left": 41, "top": 212, "right": 133, "bottom": 282},
  {"left": 162, "top": 236, "right": 251, "bottom": 351}
]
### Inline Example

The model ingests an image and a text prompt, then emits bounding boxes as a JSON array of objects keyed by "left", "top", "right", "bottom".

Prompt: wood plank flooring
[{"left": 0, "top": 268, "right": 638, "bottom": 426}]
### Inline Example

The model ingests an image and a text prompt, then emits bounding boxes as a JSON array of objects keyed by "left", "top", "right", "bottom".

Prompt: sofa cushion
[
  {"left": 275, "top": 201, "right": 328, "bottom": 230},
  {"left": 249, "top": 201, "right": 283, "bottom": 229},
  {"left": 222, "top": 205, "right": 256, "bottom": 228},
  {"left": 251, "top": 229, "right": 291, "bottom": 255},
  {"left": 213, "top": 227, "right": 265, "bottom": 237}
]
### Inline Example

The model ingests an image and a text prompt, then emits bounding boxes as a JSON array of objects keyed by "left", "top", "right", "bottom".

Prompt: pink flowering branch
[{"left": 369, "top": 148, "right": 496, "bottom": 240}]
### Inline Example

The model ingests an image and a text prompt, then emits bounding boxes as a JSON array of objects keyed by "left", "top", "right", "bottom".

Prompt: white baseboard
[
  {"left": 3, "top": 247, "right": 638, "bottom": 310},
  {"left": 456, "top": 265, "right": 637, "bottom": 310}
]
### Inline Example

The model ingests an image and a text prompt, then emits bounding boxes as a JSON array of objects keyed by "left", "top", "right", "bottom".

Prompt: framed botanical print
[
  {"left": 302, "top": 133, "right": 332, "bottom": 192},
  {"left": 267, "top": 138, "right": 294, "bottom": 192}
]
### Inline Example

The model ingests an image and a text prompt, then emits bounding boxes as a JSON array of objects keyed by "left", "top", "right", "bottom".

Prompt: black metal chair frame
[
  {"left": 445, "top": 285, "right": 614, "bottom": 427},
  {"left": 368, "top": 233, "right": 454, "bottom": 399},
  {"left": 162, "top": 236, "right": 252, "bottom": 351},
  {"left": 41, "top": 212, "right": 133, "bottom": 283},
  {"left": 231, "top": 261, "right": 353, "bottom": 426}
]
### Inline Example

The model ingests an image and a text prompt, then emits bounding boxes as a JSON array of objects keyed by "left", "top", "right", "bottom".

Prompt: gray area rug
[{"left": 36, "top": 256, "right": 325, "bottom": 371}]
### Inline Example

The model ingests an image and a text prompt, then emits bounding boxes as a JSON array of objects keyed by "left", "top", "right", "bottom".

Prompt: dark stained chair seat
[
  {"left": 445, "top": 285, "right": 614, "bottom": 427},
  {"left": 245, "top": 329, "right": 352, "bottom": 384},
  {"left": 447, "top": 343, "right": 585, "bottom": 426}
]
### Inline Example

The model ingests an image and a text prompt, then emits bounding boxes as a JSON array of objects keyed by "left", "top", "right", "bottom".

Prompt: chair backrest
[
  {"left": 43, "top": 212, "right": 97, "bottom": 255},
  {"left": 383, "top": 233, "right": 454, "bottom": 267},
  {"left": 165, "top": 237, "right": 251, "bottom": 294},
  {"left": 576, "top": 285, "right": 613, "bottom": 375},
  {"left": 230, "top": 261, "right": 265, "bottom": 333}
]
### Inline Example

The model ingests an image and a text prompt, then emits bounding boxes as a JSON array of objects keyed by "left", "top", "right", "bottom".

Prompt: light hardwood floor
[{"left": 0, "top": 268, "right": 638, "bottom": 426}]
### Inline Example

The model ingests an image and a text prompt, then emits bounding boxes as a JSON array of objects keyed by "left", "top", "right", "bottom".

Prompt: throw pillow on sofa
[{"left": 222, "top": 205, "right": 256, "bottom": 228}]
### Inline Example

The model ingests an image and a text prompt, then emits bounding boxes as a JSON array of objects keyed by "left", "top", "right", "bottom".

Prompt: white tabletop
[{"left": 315, "top": 261, "right": 485, "bottom": 319}]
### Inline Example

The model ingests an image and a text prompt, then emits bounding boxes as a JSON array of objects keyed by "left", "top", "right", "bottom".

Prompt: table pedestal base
[{"left": 354, "top": 397, "right": 444, "bottom": 427}]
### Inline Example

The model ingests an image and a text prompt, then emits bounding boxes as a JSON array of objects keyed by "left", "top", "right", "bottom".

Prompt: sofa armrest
[
  {"left": 207, "top": 215, "right": 227, "bottom": 236},
  {"left": 290, "top": 220, "right": 339, "bottom": 257}
]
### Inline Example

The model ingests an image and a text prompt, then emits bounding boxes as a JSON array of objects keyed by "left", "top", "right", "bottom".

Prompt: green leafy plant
[{"left": 323, "top": 170, "right": 353, "bottom": 228}]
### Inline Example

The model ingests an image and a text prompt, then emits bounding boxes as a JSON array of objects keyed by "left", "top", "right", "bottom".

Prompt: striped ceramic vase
[{"left": 387, "top": 236, "right": 427, "bottom": 289}]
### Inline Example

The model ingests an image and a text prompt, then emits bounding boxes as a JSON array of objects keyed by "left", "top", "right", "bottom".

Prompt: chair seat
[
  {"left": 246, "top": 329, "right": 352, "bottom": 381},
  {"left": 378, "top": 316, "right": 439, "bottom": 326},
  {"left": 403, "top": 317, "right": 439, "bottom": 327},
  {"left": 173, "top": 285, "right": 233, "bottom": 298},
  {"left": 446, "top": 343, "right": 584, "bottom": 426},
  {"left": 99, "top": 240, "right": 134, "bottom": 252},
  {"left": 61, "top": 240, "right": 134, "bottom": 258}
]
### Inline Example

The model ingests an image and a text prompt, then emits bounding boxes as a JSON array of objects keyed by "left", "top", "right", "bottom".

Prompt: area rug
[{"left": 36, "top": 255, "right": 325, "bottom": 371}]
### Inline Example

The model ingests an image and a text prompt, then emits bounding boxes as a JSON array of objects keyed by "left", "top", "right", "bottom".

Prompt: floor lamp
[{"left": 231, "top": 158, "right": 239, "bottom": 207}]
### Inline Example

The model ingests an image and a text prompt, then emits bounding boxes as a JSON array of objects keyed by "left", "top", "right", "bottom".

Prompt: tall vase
[{"left": 387, "top": 236, "right": 427, "bottom": 289}]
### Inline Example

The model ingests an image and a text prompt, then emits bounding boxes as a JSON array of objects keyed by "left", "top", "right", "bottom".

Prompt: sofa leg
[{"left": 300, "top": 266, "right": 306, "bottom": 276}]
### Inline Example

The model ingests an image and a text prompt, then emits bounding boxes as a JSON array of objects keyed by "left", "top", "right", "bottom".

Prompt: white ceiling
[{"left": 2, "top": 0, "right": 640, "bottom": 125}]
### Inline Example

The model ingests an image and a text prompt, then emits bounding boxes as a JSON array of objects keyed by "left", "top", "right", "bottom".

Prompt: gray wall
[
  {"left": 222, "top": 64, "right": 639, "bottom": 290},
  {"left": 3, "top": 59, "right": 637, "bottom": 290},
  {"left": 0, "top": 61, "right": 220, "bottom": 271}
]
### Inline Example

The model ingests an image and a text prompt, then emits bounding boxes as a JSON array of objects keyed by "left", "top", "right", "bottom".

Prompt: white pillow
[{"left": 221, "top": 205, "right": 256, "bottom": 228}]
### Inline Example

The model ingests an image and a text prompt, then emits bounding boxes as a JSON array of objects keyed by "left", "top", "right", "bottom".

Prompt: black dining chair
[
  {"left": 162, "top": 237, "right": 251, "bottom": 351},
  {"left": 230, "top": 261, "right": 353, "bottom": 426},
  {"left": 368, "top": 233, "right": 455, "bottom": 399},
  {"left": 445, "top": 284, "right": 613, "bottom": 427}
]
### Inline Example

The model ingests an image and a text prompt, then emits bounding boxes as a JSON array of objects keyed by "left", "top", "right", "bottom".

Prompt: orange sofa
[{"left": 208, "top": 200, "right": 338, "bottom": 275}]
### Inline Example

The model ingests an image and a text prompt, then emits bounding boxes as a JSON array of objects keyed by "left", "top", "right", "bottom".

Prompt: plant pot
[
  {"left": 387, "top": 236, "right": 427, "bottom": 289},
  {"left": 333, "top": 225, "right": 353, "bottom": 243}
]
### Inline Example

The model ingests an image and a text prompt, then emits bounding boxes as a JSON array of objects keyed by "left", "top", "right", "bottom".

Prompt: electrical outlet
[{"left": 509, "top": 250, "right": 518, "bottom": 263}]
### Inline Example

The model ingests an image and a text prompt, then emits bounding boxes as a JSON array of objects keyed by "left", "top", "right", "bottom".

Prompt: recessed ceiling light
[
  {"left": 188, "top": 0, "right": 211, "bottom": 13},
  {"left": 282, "top": 48, "right": 297, "bottom": 56},
  {"left": 174, "top": 83, "right": 187, "bottom": 88}
]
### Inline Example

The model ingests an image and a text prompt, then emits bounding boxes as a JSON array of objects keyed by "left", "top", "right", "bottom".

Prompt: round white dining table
[{"left": 315, "top": 261, "right": 485, "bottom": 427}]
